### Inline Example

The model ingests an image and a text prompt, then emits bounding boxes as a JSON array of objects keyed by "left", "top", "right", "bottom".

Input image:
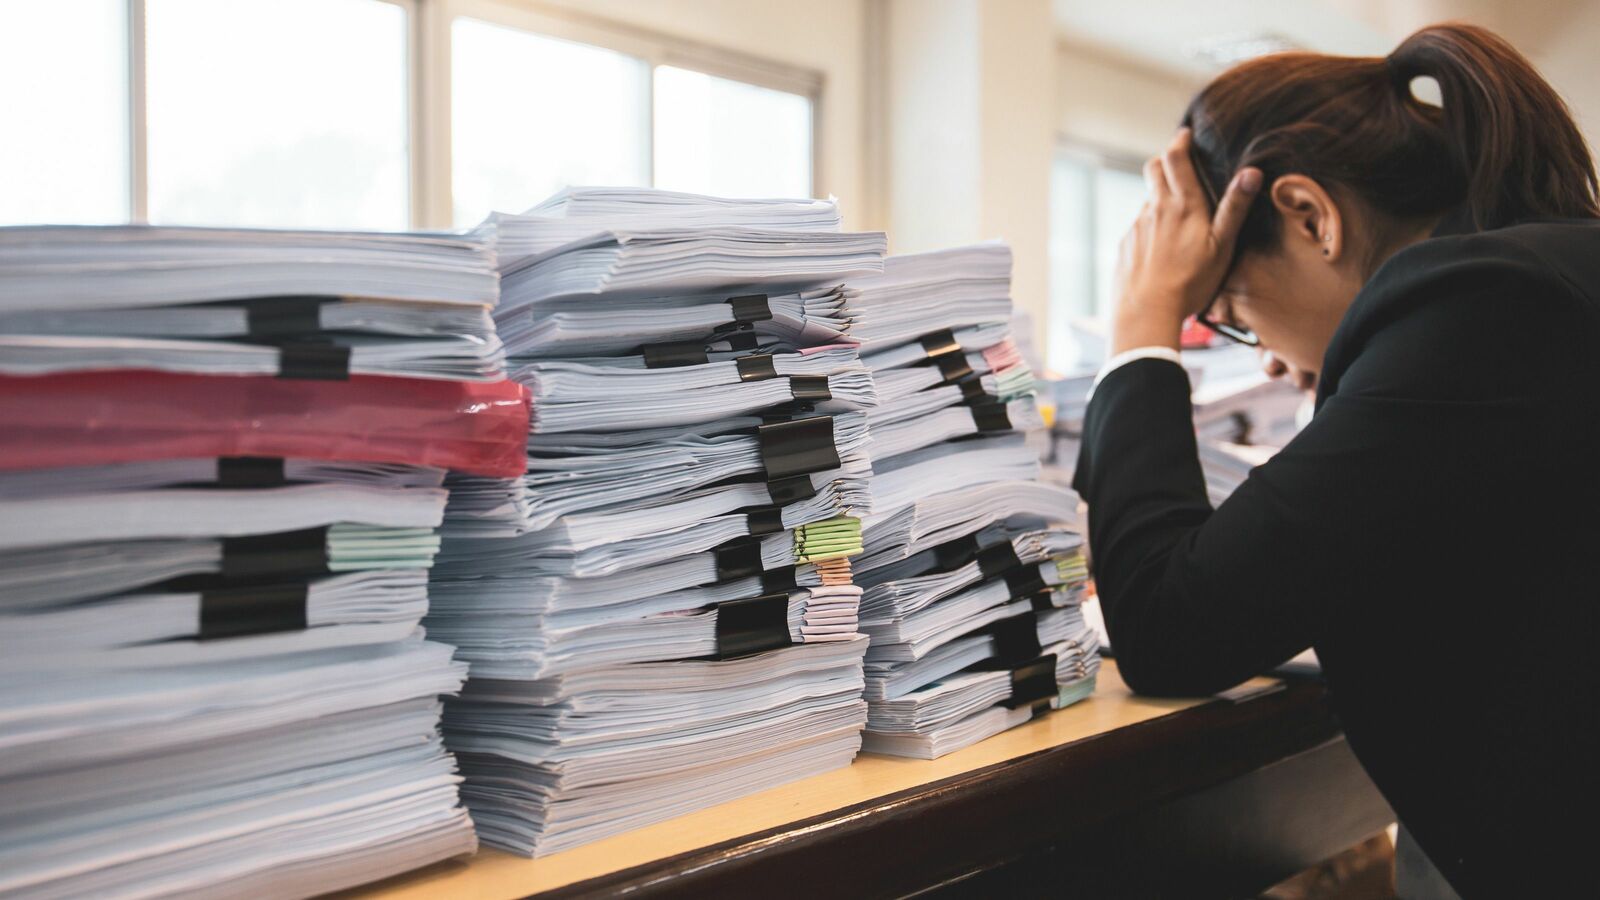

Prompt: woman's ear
[{"left": 1269, "top": 175, "right": 1343, "bottom": 262}]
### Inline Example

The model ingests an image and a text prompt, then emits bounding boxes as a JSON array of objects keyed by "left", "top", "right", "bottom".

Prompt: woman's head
[{"left": 1184, "top": 22, "right": 1600, "bottom": 378}]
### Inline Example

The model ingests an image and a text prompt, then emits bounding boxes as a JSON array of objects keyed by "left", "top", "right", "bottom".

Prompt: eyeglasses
[
  {"left": 1196, "top": 298, "right": 1260, "bottom": 346},
  {"left": 1189, "top": 143, "right": 1260, "bottom": 347}
]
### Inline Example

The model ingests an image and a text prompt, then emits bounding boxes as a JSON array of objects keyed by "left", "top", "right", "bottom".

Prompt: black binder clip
[
  {"left": 199, "top": 581, "right": 309, "bottom": 639},
  {"left": 1028, "top": 589, "right": 1061, "bottom": 612},
  {"left": 736, "top": 353, "right": 779, "bottom": 382},
  {"left": 959, "top": 378, "right": 992, "bottom": 405},
  {"left": 713, "top": 592, "right": 792, "bottom": 658},
  {"left": 934, "top": 534, "right": 982, "bottom": 571},
  {"left": 977, "top": 541, "right": 1023, "bottom": 579},
  {"left": 216, "top": 456, "right": 288, "bottom": 488},
  {"left": 757, "top": 415, "right": 841, "bottom": 480},
  {"left": 726, "top": 294, "right": 773, "bottom": 326},
  {"left": 1004, "top": 565, "right": 1049, "bottom": 600},
  {"left": 760, "top": 405, "right": 814, "bottom": 422},
  {"left": 789, "top": 375, "right": 832, "bottom": 402},
  {"left": 641, "top": 339, "right": 710, "bottom": 368},
  {"left": 714, "top": 537, "right": 765, "bottom": 581},
  {"left": 918, "top": 329, "right": 975, "bottom": 383},
  {"left": 919, "top": 329, "right": 962, "bottom": 359},
  {"left": 969, "top": 401, "right": 1012, "bottom": 433},
  {"left": 974, "top": 612, "right": 1042, "bottom": 670},
  {"left": 717, "top": 331, "right": 761, "bottom": 353},
  {"left": 276, "top": 341, "right": 351, "bottom": 380},
  {"left": 241, "top": 296, "right": 330, "bottom": 338},
  {"left": 761, "top": 565, "right": 798, "bottom": 594},
  {"left": 1003, "top": 653, "right": 1060, "bottom": 713},
  {"left": 712, "top": 319, "right": 756, "bottom": 338},
  {"left": 933, "top": 353, "right": 975, "bottom": 383},
  {"left": 767, "top": 474, "right": 818, "bottom": 505},
  {"left": 746, "top": 505, "right": 786, "bottom": 536},
  {"left": 219, "top": 527, "right": 330, "bottom": 579}
]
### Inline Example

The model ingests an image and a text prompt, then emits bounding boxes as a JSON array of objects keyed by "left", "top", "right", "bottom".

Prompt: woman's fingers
[
  {"left": 1143, "top": 156, "right": 1169, "bottom": 201},
  {"left": 1211, "top": 167, "right": 1262, "bottom": 246},
  {"left": 1159, "top": 129, "right": 1206, "bottom": 206},
  {"left": 1114, "top": 135, "right": 1263, "bottom": 348}
]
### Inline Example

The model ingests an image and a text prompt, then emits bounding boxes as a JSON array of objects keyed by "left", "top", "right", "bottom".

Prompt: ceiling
[
  {"left": 1049, "top": 0, "right": 1600, "bottom": 156},
  {"left": 1050, "top": 0, "right": 1589, "bottom": 80},
  {"left": 1052, "top": 0, "right": 1388, "bottom": 79}
]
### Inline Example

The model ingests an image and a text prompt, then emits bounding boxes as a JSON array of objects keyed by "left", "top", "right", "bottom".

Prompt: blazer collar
[
  {"left": 1312, "top": 204, "right": 1480, "bottom": 409},
  {"left": 1429, "top": 203, "right": 1478, "bottom": 239}
]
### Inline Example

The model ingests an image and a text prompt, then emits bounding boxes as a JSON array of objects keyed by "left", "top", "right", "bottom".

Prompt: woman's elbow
[
  {"left": 1105, "top": 602, "right": 1231, "bottom": 698},
  {"left": 1112, "top": 643, "right": 1219, "bottom": 697}
]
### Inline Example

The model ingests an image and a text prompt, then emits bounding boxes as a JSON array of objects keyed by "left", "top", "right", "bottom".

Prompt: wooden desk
[{"left": 345, "top": 662, "right": 1391, "bottom": 899}]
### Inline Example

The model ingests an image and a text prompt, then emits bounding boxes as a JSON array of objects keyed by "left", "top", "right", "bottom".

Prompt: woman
[{"left": 1073, "top": 23, "right": 1598, "bottom": 898}]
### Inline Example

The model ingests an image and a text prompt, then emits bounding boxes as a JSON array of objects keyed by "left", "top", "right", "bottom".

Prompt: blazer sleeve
[{"left": 1072, "top": 251, "right": 1590, "bottom": 697}]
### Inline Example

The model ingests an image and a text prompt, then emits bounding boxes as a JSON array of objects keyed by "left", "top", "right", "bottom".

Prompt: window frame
[
  {"left": 115, "top": 0, "right": 823, "bottom": 230},
  {"left": 1048, "top": 139, "right": 1147, "bottom": 370}
]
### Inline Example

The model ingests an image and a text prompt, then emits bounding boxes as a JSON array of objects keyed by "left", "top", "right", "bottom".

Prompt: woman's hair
[{"left": 1184, "top": 22, "right": 1600, "bottom": 258}]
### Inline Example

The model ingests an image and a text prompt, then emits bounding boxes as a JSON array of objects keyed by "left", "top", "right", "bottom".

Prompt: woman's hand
[{"left": 1111, "top": 129, "right": 1261, "bottom": 356}]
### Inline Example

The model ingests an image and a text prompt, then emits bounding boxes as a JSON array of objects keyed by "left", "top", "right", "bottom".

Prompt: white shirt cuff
[{"left": 1087, "top": 346, "right": 1184, "bottom": 400}]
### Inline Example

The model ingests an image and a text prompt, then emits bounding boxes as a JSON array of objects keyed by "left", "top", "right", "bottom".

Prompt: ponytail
[
  {"left": 1184, "top": 22, "right": 1599, "bottom": 256},
  {"left": 1387, "top": 24, "right": 1600, "bottom": 230}
]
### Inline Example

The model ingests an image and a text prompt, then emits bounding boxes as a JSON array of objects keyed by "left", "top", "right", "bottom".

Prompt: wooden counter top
[{"left": 342, "top": 662, "right": 1386, "bottom": 899}]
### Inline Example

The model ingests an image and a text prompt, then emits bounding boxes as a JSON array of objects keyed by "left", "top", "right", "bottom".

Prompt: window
[
  {"left": 447, "top": 11, "right": 816, "bottom": 227},
  {"left": 1048, "top": 147, "right": 1148, "bottom": 371},
  {"left": 145, "top": 0, "right": 409, "bottom": 229},
  {"left": 653, "top": 66, "right": 812, "bottom": 199},
  {"left": 1, "top": 1, "right": 820, "bottom": 230},
  {"left": 450, "top": 18, "right": 650, "bottom": 227},
  {"left": 0, "top": 0, "right": 130, "bottom": 225}
]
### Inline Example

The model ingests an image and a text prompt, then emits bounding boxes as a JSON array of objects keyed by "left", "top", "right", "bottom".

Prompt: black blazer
[{"left": 1073, "top": 219, "right": 1600, "bottom": 898}]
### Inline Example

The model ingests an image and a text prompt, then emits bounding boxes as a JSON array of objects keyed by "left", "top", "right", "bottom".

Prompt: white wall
[
  {"left": 977, "top": 0, "right": 1058, "bottom": 330},
  {"left": 881, "top": 0, "right": 983, "bottom": 250},
  {"left": 1056, "top": 42, "right": 1198, "bottom": 160},
  {"left": 877, "top": 0, "right": 1057, "bottom": 345},
  {"left": 1522, "top": 4, "right": 1600, "bottom": 159}
]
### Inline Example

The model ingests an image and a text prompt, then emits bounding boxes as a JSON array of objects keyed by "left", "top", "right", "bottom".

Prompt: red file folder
[{"left": 0, "top": 371, "right": 530, "bottom": 477}]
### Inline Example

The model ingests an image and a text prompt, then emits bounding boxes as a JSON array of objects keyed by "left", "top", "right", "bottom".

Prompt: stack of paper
[
  {"left": 483, "top": 192, "right": 860, "bottom": 359},
  {"left": 0, "top": 224, "right": 527, "bottom": 896},
  {"left": 1040, "top": 370, "right": 1096, "bottom": 481},
  {"left": 496, "top": 228, "right": 883, "bottom": 312},
  {"left": 846, "top": 244, "right": 1099, "bottom": 760},
  {"left": 447, "top": 639, "right": 866, "bottom": 855},
  {"left": 485, "top": 187, "right": 844, "bottom": 266},
  {"left": 1038, "top": 343, "right": 1306, "bottom": 501},
  {"left": 496, "top": 285, "right": 857, "bottom": 359},
  {"left": 510, "top": 346, "right": 877, "bottom": 434},
  {"left": 0, "top": 225, "right": 503, "bottom": 380},
  {"left": 846, "top": 242, "right": 1014, "bottom": 346},
  {"left": 1190, "top": 346, "right": 1307, "bottom": 504},
  {"left": 0, "top": 486, "right": 480, "bottom": 899},
  {"left": 445, "top": 411, "right": 873, "bottom": 538},
  {"left": 0, "top": 640, "right": 473, "bottom": 898},
  {"left": 429, "top": 188, "right": 886, "bottom": 857}
]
